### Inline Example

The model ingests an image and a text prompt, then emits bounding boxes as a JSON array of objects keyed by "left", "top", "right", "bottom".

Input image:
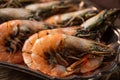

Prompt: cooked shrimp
[
  {"left": 0, "top": 8, "right": 33, "bottom": 23},
  {"left": 22, "top": 10, "right": 119, "bottom": 77},
  {"left": 81, "top": 8, "right": 120, "bottom": 30},
  {"left": 25, "top": 0, "right": 80, "bottom": 19},
  {"left": 25, "top": 1, "right": 60, "bottom": 12},
  {"left": 23, "top": 34, "right": 114, "bottom": 77},
  {"left": 44, "top": 8, "right": 97, "bottom": 27},
  {"left": 0, "top": 0, "right": 80, "bottom": 23},
  {"left": 0, "top": 20, "right": 55, "bottom": 63},
  {"left": 22, "top": 8, "right": 120, "bottom": 54}
]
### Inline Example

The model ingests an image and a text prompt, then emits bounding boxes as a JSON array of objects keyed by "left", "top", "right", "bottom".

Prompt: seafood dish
[{"left": 0, "top": 0, "right": 119, "bottom": 80}]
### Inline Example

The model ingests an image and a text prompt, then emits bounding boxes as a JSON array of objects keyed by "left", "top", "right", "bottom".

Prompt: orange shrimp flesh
[
  {"left": 0, "top": 20, "right": 54, "bottom": 63},
  {"left": 23, "top": 34, "right": 114, "bottom": 77}
]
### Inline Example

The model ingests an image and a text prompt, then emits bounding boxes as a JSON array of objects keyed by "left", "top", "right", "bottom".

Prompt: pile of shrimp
[{"left": 0, "top": 0, "right": 119, "bottom": 78}]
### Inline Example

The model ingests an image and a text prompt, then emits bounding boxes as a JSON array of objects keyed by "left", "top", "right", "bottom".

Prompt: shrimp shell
[
  {"left": 0, "top": 20, "right": 54, "bottom": 63},
  {"left": 23, "top": 34, "right": 113, "bottom": 77}
]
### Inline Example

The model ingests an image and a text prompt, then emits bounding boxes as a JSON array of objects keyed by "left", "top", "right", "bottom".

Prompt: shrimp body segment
[
  {"left": 0, "top": 20, "right": 54, "bottom": 63},
  {"left": 23, "top": 34, "right": 114, "bottom": 77}
]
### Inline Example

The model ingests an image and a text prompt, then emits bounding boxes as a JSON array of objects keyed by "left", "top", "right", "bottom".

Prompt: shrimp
[
  {"left": 25, "top": 1, "right": 60, "bottom": 12},
  {"left": 44, "top": 8, "right": 97, "bottom": 27},
  {"left": 0, "top": 0, "right": 80, "bottom": 22},
  {"left": 0, "top": 20, "right": 55, "bottom": 63},
  {"left": 81, "top": 8, "right": 120, "bottom": 31},
  {"left": 22, "top": 33, "right": 114, "bottom": 77},
  {"left": 25, "top": 0, "right": 81, "bottom": 19},
  {"left": 22, "top": 8, "right": 120, "bottom": 54},
  {"left": 0, "top": 8, "right": 33, "bottom": 23}
]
